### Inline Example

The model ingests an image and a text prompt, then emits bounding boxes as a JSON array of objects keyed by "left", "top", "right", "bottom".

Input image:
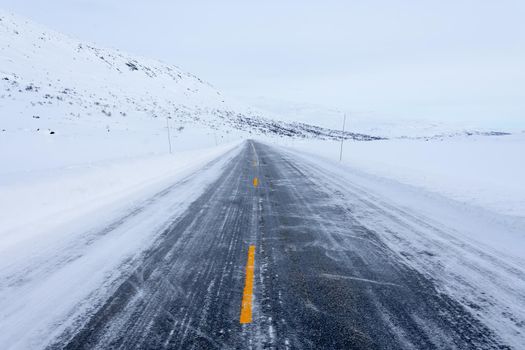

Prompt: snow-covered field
[
  {"left": 0, "top": 143, "right": 243, "bottom": 349},
  {"left": 282, "top": 133, "right": 525, "bottom": 219},
  {"left": 278, "top": 143, "right": 525, "bottom": 348},
  {"left": 278, "top": 133, "right": 525, "bottom": 347}
]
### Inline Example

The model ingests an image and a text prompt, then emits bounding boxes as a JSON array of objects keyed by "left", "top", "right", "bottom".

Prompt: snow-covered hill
[
  {"left": 0, "top": 10, "right": 229, "bottom": 133},
  {"left": 0, "top": 10, "right": 381, "bottom": 173}
]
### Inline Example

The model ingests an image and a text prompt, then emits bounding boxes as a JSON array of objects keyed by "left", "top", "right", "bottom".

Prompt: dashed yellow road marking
[{"left": 240, "top": 245, "right": 256, "bottom": 324}]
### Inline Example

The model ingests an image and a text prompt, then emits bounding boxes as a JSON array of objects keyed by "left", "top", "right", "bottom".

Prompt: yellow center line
[{"left": 240, "top": 245, "right": 256, "bottom": 324}]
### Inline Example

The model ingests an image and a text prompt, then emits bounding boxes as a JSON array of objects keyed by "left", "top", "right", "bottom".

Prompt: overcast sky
[{"left": 1, "top": 0, "right": 524, "bottom": 128}]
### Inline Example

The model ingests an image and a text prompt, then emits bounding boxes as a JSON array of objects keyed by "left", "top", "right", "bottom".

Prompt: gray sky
[{"left": 1, "top": 0, "right": 524, "bottom": 128}]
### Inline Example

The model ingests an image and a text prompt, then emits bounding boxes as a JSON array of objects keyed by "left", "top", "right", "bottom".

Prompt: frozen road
[{"left": 54, "top": 141, "right": 510, "bottom": 349}]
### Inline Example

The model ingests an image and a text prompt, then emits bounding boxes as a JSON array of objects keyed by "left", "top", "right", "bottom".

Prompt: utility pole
[
  {"left": 339, "top": 113, "right": 346, "bottom": 162},
  {"left": 166, "top": 116, "right": 172, "bottom": 154}
]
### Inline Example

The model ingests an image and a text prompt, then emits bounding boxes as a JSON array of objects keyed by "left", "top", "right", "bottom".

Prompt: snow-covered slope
[
  {"left": 0, "top": 10, "right": 233, "bottom": 171},
  {"left": 0, "top": 9, "right": 228, "bottom": 128},
  {"left": 0, "top": 10, "right": 381, "bottom": 174}
]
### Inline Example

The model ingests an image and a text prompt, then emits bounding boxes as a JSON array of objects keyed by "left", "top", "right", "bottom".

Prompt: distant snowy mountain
[{"left": 242, "top": 96, "right": 513, "bottom": 139}]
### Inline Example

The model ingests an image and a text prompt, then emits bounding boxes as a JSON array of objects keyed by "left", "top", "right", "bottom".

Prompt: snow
[
  {"left": 275, "top": 141, "right": 525, "bottom": 348},
  {"left": 1, "top": 6, "right": 524, "bottom": 349},
  {"left": 0, "top": 9, "right": 350, "bottom": 173},
  {"left": 0, "top": 11, "right": 254, "bottom": 348},
  {"left": 0, "top": 9, "right": 249, "bottom": 172},
  {"left": 0, "top": 143, "right": 241, "bottom": 251},
  {"left": 0, "top": 142, "right": 242, "bottom": 349},
  {"left": 280, "top": 133, "right": 525, "bottom": 219},
  {"left": 242, "top": 96, "right": 522, "bottom": 138}
]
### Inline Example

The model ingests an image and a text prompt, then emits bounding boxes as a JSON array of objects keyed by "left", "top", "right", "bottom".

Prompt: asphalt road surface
[{"left": 54, "top": 141, "right": 507, "bottom": 349}]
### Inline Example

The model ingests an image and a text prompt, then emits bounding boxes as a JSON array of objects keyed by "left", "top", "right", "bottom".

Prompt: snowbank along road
[{"left": 44, "top": 140, "right": 521, "bottom": 350}]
